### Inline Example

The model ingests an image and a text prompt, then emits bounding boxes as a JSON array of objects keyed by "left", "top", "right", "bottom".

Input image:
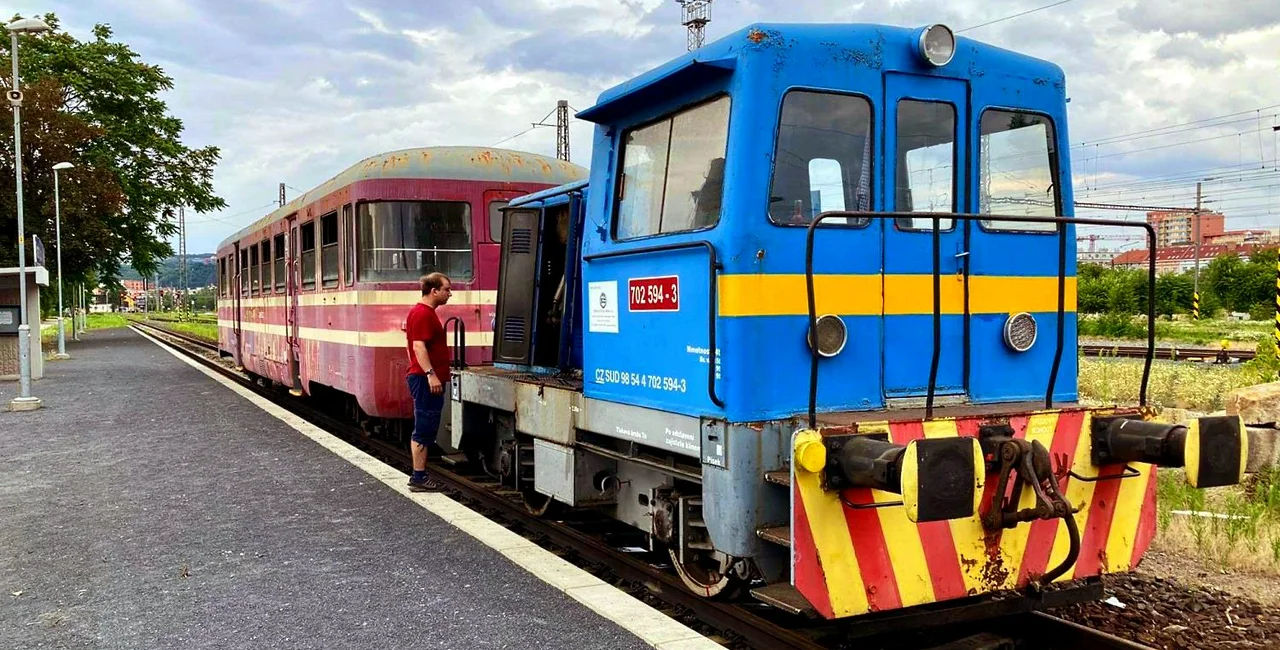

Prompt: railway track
[
  {"left": 1080, "top": 343, "right": 1256, "bottom": 362},
  {"left": 130, "top": 319, "right": 1154, "bottom": 650}
]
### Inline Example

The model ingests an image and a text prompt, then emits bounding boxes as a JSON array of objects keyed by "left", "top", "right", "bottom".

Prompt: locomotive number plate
[{"left": 627, "top": 275, "right": 679, "bottom": 312}]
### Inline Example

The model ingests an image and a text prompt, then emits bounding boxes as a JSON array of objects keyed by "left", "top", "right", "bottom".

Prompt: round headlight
[
  {"left": 1003, "top": 312, "right": 1037, "bottom": 352},
  {"left": 808, "top": 314, "right": 848, "bottom": 358},
  {"left": 917, "top": 24, "right": 956, "bottom": 67}
]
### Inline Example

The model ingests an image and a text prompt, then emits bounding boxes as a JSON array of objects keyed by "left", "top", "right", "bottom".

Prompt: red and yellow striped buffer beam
[{"left": 788, "top": 409, "right": 1248, "bottom": 619}]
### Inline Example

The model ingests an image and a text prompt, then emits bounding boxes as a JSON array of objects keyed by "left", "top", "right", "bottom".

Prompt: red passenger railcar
[{"left": 214, "top": 146, "right": 586, "bottom": 425}]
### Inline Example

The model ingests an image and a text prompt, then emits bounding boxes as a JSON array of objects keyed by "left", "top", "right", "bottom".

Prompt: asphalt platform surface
[{"left": 0, "top": 328, "right": 656, "bottom": 649}]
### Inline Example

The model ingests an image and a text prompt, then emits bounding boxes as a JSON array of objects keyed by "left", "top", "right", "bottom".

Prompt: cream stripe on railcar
[
  {"left": 217, "top": 320, "right": 494, "bottom": 348},
  {"left": 227, "top": 290, "right": 498, "bottom": 309}
]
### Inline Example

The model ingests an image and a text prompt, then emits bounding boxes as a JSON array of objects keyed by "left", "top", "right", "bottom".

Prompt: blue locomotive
[{"left": 447, "top": 21, "right": 1246, "bottom": 621}]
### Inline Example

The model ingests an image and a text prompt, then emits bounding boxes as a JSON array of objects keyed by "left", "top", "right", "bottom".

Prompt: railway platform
[{"left": 0, "top": 328, "right": 717, "bottom": 649}]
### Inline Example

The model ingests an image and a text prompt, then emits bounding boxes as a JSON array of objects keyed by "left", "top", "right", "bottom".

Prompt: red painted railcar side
[{"left": 215, "top": 147, "right": 585, "bottom": 420}]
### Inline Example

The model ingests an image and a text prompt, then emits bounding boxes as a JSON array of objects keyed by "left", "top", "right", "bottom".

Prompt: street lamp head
[
  {"left": 4, "top": 17, "right": 52, "bottom": 34},
  {"left": 53, "top": 162, "right": 74, "bottom": 170}
]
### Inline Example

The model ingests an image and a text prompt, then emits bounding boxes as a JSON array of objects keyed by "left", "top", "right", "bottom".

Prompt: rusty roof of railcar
[{"left": 218, "top": 146, "right": 587, "bottom": 249}]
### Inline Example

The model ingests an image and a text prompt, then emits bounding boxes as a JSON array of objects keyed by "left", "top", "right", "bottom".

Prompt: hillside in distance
[{"left": 121, "top": 254, "right": 216, "bottom": 289}]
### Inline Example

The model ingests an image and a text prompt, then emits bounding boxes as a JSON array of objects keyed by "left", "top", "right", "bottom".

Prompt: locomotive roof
[
  {"left": 577, "top": 21, "right": 1065, "bottom": 124},
  {"left": 218, "top": 146, "right": 586, "bottom": 248}
]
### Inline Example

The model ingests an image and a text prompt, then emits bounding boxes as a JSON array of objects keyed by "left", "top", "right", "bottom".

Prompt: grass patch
[
  {"left": 163, "top": 320, "right": 217, "bottom": 342},
  {"left": 1156, "top": 467, "right": 1280, "bottom": 573},
  {"left": 1080, "top": 314, "right": 1272, "bottom": 346},
  {"left": 84, "top": 313, "right": 129, "bottom": 330},
  {"left": 1078, "top": 356, "right": 1266, "bottom": 411},
  {"left": 40, "top": 313, "right": 129, "bottom": 345}
]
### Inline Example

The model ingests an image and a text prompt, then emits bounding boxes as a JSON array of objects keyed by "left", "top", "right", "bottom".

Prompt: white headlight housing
[
  {"left": 917, "top": 24, "right": 956, "bottom": 67},
  {"left": 808, "top": 314, "right": 848, "bottom": 358},
  {"left": 1003, "top": 312, "right": 1037, "bottom": 352}
]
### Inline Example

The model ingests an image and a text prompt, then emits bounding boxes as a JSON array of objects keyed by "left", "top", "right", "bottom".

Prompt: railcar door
[
  {"left": 232, "top": 242, "right": 243, "bottom": 367},
  {"left": 881, "top": 73, "right": 969, "bottom": 401},
  {"left": 286, "top": 217, "right": 302, "bottom": 394}
]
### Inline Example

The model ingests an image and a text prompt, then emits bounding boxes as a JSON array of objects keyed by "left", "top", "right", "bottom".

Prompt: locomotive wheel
[{"left": 669, "top": 549, "right": 739, "bottom": 599}]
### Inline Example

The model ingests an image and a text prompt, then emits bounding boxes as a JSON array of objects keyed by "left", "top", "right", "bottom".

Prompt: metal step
[
  {"left": 756, "top": 525, "right": 791, "bottom": 548},
  {"left": 764, "top": 470, "right": 791, "bottom": 487},
  {"left": 749, "top": 584, "right": 814, "bottom": 616},
  {"left": 439, "top": 453, "right": 468, "bottom": 466}
]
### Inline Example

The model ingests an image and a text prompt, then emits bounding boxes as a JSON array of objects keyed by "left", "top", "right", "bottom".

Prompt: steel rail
[{"left": 1081, "top": 343, "right": 1256, "bottom": 361}]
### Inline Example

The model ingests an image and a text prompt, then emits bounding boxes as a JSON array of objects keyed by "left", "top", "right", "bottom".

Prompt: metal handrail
[
  {"left": 583, "top": 240, "right": 725, "bottom": 409},
  {"left": 443, "top": 316, "right": 467, "bottom": 370},
  {"left": 804, "top": 211, "right": 1157, "bottom": 428}
]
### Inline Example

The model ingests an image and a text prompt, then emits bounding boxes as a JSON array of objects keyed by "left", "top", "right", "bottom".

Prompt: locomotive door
[
  {"left": 286, "top": 217, "right": 303, "bottom": 394},
  {"left": 881, "top": 73, "right": 970, "bottom": 401}
]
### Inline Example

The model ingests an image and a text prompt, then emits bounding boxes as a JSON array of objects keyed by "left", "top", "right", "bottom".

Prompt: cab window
[
  {"left": 614, "top": 95, "right": 729, "bottom": 240},
  {"left": 978, "top": 109, "right": 1059, "bottom": 232},
  {"left": 488, "top": 200, "right": 509, "bottom": 243},
  {"left": 768, "top": 90, "right": 872, "bottom": 226}
]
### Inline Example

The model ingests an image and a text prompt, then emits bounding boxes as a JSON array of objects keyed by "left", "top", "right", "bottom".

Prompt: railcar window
[
  {"left": 488, "top": 200, "right": 509, "bottom": 243},
  {"left": 614, "top": 95, "right": 729, "bottom": 239},
  {"left": 273, "top": 234, "right": 285, "bottom": 292},
  {"left": 260, "top": 240, "right": 270, "bottom": 293},
  {"left": 895, "top": 100, "right": 956, "bottom": 231},
  {"left": 321, "top": 212, "right": 339, "bottom": 288},
  {"left": 342, "top": 204, "right": 354, "bottom": 286},
  {"left": 978, "top": 110, "right": 1059, "bottom": 232},
  {"left": 249, "top": 245, "right": 260, "bottom": 295},
  {"left": 767, "top": 90, "right": 872, "bottom": 226},
  {"left": 300, "top": 222, "right": 316, "bottom": 290},
  {"left": 357, "top": 201, "right": 473, "bottom": 282},
  {"left": 240, "top": 249, "right": 249, "bottom": 295}
]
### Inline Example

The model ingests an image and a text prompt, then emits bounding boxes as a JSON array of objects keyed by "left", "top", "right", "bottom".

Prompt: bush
[
  {"left": 1080, "top": 311, "right": 1147, "bottom": 339},
  {"left": 1243, "top": 338, "right": 1280, "bottom": 385}
]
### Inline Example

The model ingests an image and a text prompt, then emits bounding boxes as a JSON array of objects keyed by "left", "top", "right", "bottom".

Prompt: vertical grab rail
[
  {"left": 443, "top": 316, "right": 467, "bottom": 370},
  {"left": 805, "top": 211, "right": 1157, "bottom": 429}
]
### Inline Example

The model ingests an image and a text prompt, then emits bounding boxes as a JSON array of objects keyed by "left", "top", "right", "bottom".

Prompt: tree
[
  {"left": 0, "top": 13, "right": 225, "bottom": 296},
  {"left": 1155, "top": 273, "right": 1193, "bottom": 318},
  {"left": 1203, "top": 253, "right": 1247, "bottom": 313}
]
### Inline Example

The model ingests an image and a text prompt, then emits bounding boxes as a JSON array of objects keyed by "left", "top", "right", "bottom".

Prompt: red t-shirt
[{"left": 405, "top": 302, "right": 451, "bottom": 383}]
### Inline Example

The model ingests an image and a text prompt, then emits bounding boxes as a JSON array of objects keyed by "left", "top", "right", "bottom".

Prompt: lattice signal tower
[
  {"left": 677, "top": 0, "right": 712, "bottom": 51},
  {"left": 556, "top": 100, "right": 570, "bottom": 162}
]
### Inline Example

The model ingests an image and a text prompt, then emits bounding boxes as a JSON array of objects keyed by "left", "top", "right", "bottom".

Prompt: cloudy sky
[{"left": 9, "top": 0, "right": 1280, "bottom": 255}]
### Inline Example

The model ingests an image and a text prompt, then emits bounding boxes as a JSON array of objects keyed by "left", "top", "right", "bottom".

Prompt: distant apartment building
[{"left": 1146, "top": 210, "right": 1224, "bottom": 248}]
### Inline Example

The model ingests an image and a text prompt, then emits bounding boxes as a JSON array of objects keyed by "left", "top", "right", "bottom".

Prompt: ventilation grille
[
  {"left": 502, "top": 317, "right": 527, "bottom": 342},
  {"left": 510, "top": 229, "right": 533, "bottom": 254}
]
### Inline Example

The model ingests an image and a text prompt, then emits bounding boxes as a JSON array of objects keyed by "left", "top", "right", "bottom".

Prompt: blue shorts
[{"left": 406, "top": 373, "right": 444, "bottom": 446}]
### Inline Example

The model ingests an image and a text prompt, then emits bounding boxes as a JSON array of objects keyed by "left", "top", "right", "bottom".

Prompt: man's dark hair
[{"left": 421, "top": 272, "right": 449, "bottom": 295}]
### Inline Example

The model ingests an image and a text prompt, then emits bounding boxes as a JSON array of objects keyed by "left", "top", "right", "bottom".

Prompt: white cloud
[{"left": 9, "top": 0, "right": 1280, "bottom": 248}]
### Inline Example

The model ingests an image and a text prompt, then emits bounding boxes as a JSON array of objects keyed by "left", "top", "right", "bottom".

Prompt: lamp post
[
  {"left": 5, "top": 16, "right": 51, "bottom": 412},
  {"left": 52, "top": 161, "right": 73, "bottom": 359}
]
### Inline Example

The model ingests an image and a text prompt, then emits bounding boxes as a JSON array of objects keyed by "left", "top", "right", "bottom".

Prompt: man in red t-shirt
[{"left": 405, "top": 272, "right": 453, "bottom": 491}]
